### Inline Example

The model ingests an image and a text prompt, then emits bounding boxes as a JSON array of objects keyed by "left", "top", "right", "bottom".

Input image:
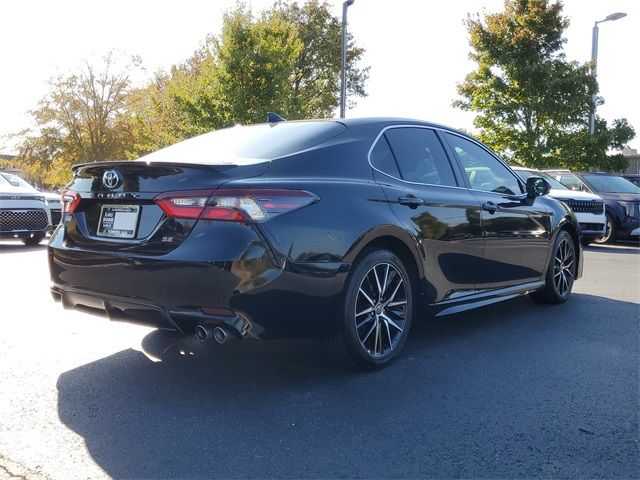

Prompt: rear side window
[
  {"left": 384, "top": 128, "right": 457, "bottom": 186},
  {"left": 444, "top": 133, "right": 522, "bottom": 195},
  {"left": 370, "top": 135, "right": 401, "bottom": 178}
]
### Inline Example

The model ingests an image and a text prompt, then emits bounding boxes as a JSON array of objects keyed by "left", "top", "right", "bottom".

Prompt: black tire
[
  {"left": 22, "top": 233, "right": 45, "bottom": 246},
  {"left": 594, "top": 214, "right": 615, "bottom": 244},
  {"left": 531, "top": 230, "right": 576, "bottom": 304},
  {"left": 323, "top": 249, "right": 413, "bottom": 370}
]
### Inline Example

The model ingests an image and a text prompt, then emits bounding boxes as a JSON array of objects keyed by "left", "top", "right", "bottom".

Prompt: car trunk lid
[{"left": 63, "top": 160, "right": 269, "bottom": 254}]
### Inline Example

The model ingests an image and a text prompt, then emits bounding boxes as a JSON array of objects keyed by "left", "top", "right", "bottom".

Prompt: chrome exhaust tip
[
  {"left": 194, "top": 324, "right": 210, "bottom": 342},
  {"left": 194, "top": 324, "right": 229, "bottom": 344},
  {"left": 213, "top": 326, "right": 227, "bottom": 344}
]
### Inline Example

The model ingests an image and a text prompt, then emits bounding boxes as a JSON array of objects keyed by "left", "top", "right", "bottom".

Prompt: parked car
[
  {"left": 622, "top": 173, "right": 640, "bottom": 187},
  {"left": 544, "top": 170, "right": 640, "bottom": 243},
  {"left": 0, "top": 173, "right": 62, "bottom": 226},
  {"left": 0, "top": 173, "right": 51, "bottom": 245},
  {"left": 49, "top": 118, "right": 583, "bottom": 369},
  {"left": 512, "top": 167, "right": 605, "bottom": 245}
]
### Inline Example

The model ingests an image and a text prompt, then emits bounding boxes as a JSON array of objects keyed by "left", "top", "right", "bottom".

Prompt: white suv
[
  {"left": 0, "top": 173, "right": 52, "bottom": 245},
  {"left": 512, "top": 167, "right": 606, "bottom": 245}
]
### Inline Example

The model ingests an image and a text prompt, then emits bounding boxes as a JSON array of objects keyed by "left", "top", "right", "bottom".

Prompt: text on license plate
[{"left": 97, "top": 204, "right": 140, "bottom": 239}]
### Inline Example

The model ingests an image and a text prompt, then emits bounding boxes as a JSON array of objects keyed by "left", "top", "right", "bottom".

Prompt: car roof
[{"left": 338, "top": 116, "right": 471, "bottom": 135}]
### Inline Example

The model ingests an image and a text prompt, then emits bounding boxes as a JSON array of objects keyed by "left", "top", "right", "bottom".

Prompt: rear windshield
[
  {"left": 138, "top": 121, "right": 346, "bottom": 165},
  {"left": 582, "top": 174, "right": 640, "bottom": 194}
]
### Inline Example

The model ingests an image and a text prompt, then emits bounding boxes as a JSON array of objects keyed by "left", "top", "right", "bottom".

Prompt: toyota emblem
[{"left": 102, "top": 169, "right": 123, "bottom": 189}]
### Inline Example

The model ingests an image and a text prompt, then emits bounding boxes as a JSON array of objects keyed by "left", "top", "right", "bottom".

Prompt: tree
[
  {"left": 455, "top": 0, "right": 635, "bottom": 171},
  {"left": 129, "top": 0, "right": 369, "bottom": 153},
  {"left": 274, "top": 0, "right": 369, "bottom": 118},
  {"left": 15, "top": 53, "right": 139, "bottom": 186},
  {"left": 214, "top": 6, "right": 303, "bottom": 125},
  {"left": 13, "top": 1, "right": 370, "bottom": 177}
]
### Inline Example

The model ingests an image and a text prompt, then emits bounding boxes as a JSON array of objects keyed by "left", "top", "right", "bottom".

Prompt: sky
[{"left": 1, "top": 0, "right": 638, "bottom": 153}]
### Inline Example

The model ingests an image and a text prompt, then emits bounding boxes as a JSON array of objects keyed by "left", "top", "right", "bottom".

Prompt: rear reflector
[
  {"left": 155, "top": 189, "right": 318, "bottom": 222},
  {"left": 200, "top": 306, "right": 236, "bottom": 317}
]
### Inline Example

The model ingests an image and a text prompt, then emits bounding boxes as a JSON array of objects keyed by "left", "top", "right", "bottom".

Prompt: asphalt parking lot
[{"left": 0, "top": 240, "right": 638, "bottom": 479}]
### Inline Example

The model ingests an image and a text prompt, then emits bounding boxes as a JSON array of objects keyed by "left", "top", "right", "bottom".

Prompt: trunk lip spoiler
[{"left": 71, "top": 160, "right": 241, "bottom": 172}]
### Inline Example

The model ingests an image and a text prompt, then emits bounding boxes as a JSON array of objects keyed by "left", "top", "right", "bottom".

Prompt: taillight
[
  {"left": 61, "top": 190, "right": 81, "bottom": 213},
  {"left": 155, "top": 190, "right": 213, "bottom": 219},
  {"left": 155, "top": 189, "right": 318, "bottom": 222}
]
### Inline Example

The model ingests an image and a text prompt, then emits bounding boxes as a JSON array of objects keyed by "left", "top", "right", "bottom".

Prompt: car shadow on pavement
[{"left": 56, "top": 293, "right": 639, "bottom": 479}]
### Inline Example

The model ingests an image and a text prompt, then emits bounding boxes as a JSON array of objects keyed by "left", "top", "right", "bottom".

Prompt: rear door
[
  {"left": 370, "top": 126, "right": 484, "bottom": 303},
  {"left": 442, "top": 132, "right": 551, "bottom": 289}
]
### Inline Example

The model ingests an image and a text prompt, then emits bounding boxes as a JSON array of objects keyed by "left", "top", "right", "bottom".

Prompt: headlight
[{"left": 618, "top": 201, "right": 636, "bottom": 218}]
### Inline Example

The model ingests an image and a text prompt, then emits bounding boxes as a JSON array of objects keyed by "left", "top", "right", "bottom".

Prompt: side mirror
[
  {"left": 9, "top": 180, "right": 20, "bottom": 187},
  {"left": 526, "top": 176, "right": 550, "bottom": 198}
]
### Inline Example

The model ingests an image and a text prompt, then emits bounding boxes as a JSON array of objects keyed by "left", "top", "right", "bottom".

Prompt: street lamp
[
  {"left": 589, "top": 12, "right": 627, "bottom": 134},
  {"left": 340, "top": 0, "right": 355, "bottom": 119}
]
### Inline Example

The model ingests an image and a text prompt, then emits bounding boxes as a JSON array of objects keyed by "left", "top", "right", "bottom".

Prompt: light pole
[
  {"left": 340, "top": 0, "right": 355, "bottom": 119},
  {"left": 589, "top": 12, "right": 627, "bottom": 134}
]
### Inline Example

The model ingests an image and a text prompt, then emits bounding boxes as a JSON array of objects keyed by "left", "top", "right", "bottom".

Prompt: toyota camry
[{"left": 49, "top": 118, "right": 582, "bottom": 369}]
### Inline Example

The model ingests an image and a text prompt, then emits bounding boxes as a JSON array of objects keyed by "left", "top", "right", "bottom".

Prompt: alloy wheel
[
  {"left": 553, "top": 238, "right": 575, "bottom": 297},
  {"left": 354, "top": 263, "right": 408, "bottom": 358}
]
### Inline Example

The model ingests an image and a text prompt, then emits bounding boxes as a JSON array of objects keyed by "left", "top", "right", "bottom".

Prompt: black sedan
[{"left": 49, "top": 118, "right": 582, "bottom": 369}]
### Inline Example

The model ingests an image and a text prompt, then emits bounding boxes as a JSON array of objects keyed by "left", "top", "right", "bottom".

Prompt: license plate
[{"left": 97, "top": 204, "right": 140, "bottom": 239}]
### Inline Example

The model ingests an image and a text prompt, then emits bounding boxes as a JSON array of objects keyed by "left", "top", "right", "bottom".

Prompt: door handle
[
  {"left": 398, "top": 195, "right": 424, "bottom": 209},
  {"left": 481, "top": 201, "right": 498, "bottom": 214}
]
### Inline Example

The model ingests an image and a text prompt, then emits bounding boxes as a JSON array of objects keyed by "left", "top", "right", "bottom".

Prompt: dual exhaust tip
[{"left": 194, "top": 324, "right": 231, "bottom": 344}]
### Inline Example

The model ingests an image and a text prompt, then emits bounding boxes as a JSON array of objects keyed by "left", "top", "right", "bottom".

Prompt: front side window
[
  {"left": 444, "top": 133, "right": 522, "bottom": 195},
  {"left": 384, "top": 128, "right": 457, "bottom": 186},
  {"left": 515, "top": 169, "right": 568, "bottom": 190},
  {"left": 559, "top": 175, "right": 588, "bottom": 192}
]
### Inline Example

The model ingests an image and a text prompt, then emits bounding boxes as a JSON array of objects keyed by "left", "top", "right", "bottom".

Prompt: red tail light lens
[
  {"left": 155, "top": 189, "right": 318, "bottom": 222},
  {"left": 155, "top": 190, "right": 213, "bottom": 219},
  {"left": 61, "top": 190, "right": 81, "bottom": 213}
]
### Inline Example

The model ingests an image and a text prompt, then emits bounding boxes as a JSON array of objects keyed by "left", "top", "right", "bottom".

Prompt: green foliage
[
  {"left": 215, "top": 6, "right": 303, "bottom": 125},
  {"left": 126, "top": 0, "right": 368, "bottom": 154},
  {"left": 275, "top": 0, "right": 368, "bottom": 117},
  {"left": 12, "top": 1, "right": 369, "bottom": 185},
  {"left": 455, "top": 0, "right": 635, "bottom": 172}
]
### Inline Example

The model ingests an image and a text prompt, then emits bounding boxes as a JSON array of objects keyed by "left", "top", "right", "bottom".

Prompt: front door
[{"left": 442, "top": 132, "right": 552, "bottom": 290}]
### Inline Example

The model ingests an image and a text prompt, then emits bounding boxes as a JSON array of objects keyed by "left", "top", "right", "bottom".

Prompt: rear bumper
[
  {"left": 50, "top": 285, "right": 255, "bottom": 337},
  {"left": 48, "top": 222, "right": 349, "bottom": 338}
]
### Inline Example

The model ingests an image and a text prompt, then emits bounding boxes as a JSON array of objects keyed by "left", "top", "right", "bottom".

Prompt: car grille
[
  {"left": 561, "top": 199, "right": 604, "bottom": 214},
  {"left": 0, "top": 209, "right": 49, "bottom": 232}
]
